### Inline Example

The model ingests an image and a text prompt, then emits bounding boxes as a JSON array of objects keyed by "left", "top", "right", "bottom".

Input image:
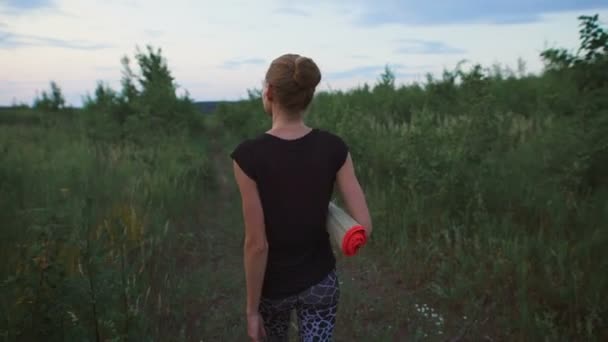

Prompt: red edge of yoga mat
[{"left": 341, "top": 225, "right": 368, "bottom": 256}]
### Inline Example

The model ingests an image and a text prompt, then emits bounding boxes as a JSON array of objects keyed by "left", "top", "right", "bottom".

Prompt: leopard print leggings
[{"left": 259, "top": 269, "right": 340, "bottom": 342}]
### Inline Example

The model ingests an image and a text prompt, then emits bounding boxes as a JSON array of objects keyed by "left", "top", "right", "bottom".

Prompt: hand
[{"left": 247, "top": 312, "right": 266, "bottom": 342}]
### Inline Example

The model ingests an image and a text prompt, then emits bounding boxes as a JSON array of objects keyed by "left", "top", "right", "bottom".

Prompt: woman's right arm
[{"left": 336, "top": 153, "right": 372, "bottom": 236}]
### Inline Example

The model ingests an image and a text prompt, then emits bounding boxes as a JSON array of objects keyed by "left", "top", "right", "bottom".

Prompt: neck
[{"left": 270, "top": 107, "right": 306, "bottom": 131}]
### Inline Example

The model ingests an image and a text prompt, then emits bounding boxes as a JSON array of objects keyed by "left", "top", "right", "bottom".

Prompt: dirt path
[{"left": 194, "top": 131, "right": 250, "bottom": 340}]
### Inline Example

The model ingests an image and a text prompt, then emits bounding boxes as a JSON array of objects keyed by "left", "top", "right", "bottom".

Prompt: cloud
[
  {"left": 395, "top": 39, "right": 466, "bottom": 54},
  {"left": 1, "top": 0, "right": 77, "bottom": 17},
  {"left": 325, "top": 63, "right": 435, "bottom": 82},
  {"left": 222, "top": 58, "right": 266, "bottom": 69},
  {"left": 327, "top": 65, "right": 391, "bottom": 79},
  {"left": 307, "top": 0, "right": 608, "bottom": 26},
  {"left": 144, "top": 29, "right": 165, "bottom": 38},
  {"left": 94, "top": 66, "right": 120, "bottom": 73},
  {"left": 274, "top": 7, "right": 311, "bottom": 17},
  {"left": 1, "top": 0, "right": 53, "bottom": 11},
  {"left": 326, "top": 64, "right": 420, "bottom": 79},
  {"left": 0, "top": 30, "right": 113, "bottom": 50}
]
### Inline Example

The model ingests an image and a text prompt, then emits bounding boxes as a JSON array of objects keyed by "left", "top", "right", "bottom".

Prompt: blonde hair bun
[{"left": 293, "top": 56, "right": 321, "bottom": 89}]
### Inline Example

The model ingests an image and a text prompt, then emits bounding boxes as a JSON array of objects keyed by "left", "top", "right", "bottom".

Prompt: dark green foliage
[
  {"left": 33, "top": 81, "right": 65, "bottom": 112},
  {"left": 540, "top": 15, "right": 608, "bottom": 196},
  {"left": 83, "top": 45, "right": 203, "bottom": 143}
]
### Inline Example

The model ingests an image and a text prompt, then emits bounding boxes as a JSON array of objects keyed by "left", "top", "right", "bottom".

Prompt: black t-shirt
[{"left": 230, "top": 128, "right": 349, "bottom": 299}]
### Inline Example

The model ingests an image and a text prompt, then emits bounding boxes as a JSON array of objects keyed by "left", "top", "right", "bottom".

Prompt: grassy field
[
  {"left": 0, "top": 112, "right": 444, "bottom": 341},
  {"left": 0, "top": 114, "right": 216, "bottom": 341},
  {"left": 1, "top": 14, "right": 607, "bottom": 341}
]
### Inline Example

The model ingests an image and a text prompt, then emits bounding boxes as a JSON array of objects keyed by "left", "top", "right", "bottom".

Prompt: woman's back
[
  {"left": 231, "top": 128, "right": 349, "bottom": 299},
  {"left": 232, "top": 53, "right": 371, "bottom": 341}
]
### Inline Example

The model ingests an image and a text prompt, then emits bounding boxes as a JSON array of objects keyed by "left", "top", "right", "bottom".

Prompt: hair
[{"left": 265, "top": 54, "right": 322, "bottom": 113}]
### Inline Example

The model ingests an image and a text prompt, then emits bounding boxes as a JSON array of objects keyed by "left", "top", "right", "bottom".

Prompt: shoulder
[
  {"left": 230, "top": 134, "right": 267, "bottom": 158},
  {"left": 230, "top": 134, "right": 269, "bottom": 181},
  {"left": 314, "top": 128, "right": 347, "bottom": 144},
  {"left": 313, "top": 129, "right": 349, "bottom": 171},
  {"left": 314, "top": 128, "right": 349, "bottom": 150}
]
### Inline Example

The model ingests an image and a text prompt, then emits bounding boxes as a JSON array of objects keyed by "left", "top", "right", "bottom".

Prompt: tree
[
  {"left": 83, "top": 81, "right": 121, "bottom": 122},
  {"left": 541, "top": 14, "right": 608, "bottom": 70},
  {"left": 135, "top": 45, "right": 177, "bottom": 105},
  {"left": 540, "top": 14, "right": 608, "bottom": 192},
  {"left": 578, "top": 14, "right": 608, "bottom": 62},
  {"left": 82, "top": 44, "right": 201, "bottom": 140},
  {"left": 120, "top": 56, "right": 139, "bottom": 105},
  {"left": 34, "top": 81, "right": 65, "bottom": 111},
  {"left": 376, "top": 65, "right": 396, "bottom": 90}
]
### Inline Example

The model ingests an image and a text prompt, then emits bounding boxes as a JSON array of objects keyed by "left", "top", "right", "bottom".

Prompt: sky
[{"left": 1, "top": 0, "right": 607, "bottom": 106}]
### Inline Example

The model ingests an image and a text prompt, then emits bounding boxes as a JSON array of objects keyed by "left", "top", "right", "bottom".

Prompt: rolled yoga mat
[{"left": 327, "top": 202, "right": 368, "bottom": 256}]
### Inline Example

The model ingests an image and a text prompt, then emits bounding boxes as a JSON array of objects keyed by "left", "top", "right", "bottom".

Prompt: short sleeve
[
  {"left": 333, "top": 134, "right": 349, "bottom": 172},
  {"left": 230, "top": 140, "right": 258, "bottom": 181}
]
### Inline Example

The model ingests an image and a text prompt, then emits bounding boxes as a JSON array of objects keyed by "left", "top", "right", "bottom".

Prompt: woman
[{"left": 231, "top": 53, "right": 372, "bottom": 342}]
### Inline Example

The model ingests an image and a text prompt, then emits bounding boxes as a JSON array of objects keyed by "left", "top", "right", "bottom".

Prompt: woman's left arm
[{"left": 233, "top": 160, "right": 268, "bottom": 315}]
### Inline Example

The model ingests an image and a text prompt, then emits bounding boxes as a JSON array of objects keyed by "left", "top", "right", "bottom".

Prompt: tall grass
[{"left": 0, "top": 116, "right": 213, "bottom": 340}]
